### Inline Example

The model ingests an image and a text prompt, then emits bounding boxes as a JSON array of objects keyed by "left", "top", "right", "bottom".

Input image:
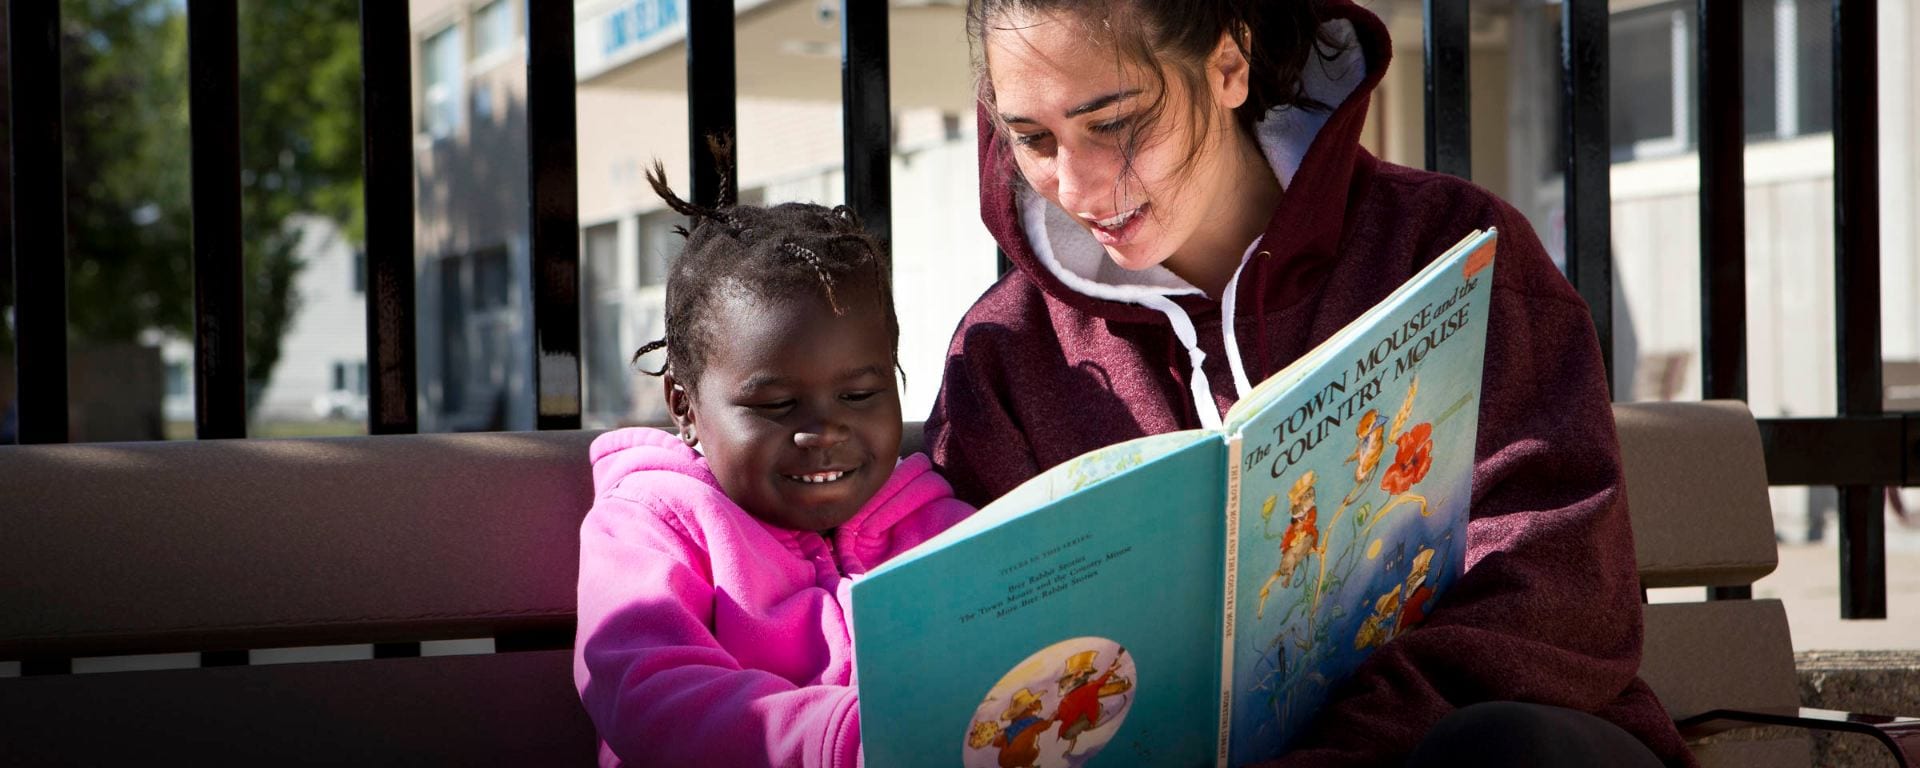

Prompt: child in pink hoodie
[{"left": 574, "top": 158, "right": 975, "bottom": 767}]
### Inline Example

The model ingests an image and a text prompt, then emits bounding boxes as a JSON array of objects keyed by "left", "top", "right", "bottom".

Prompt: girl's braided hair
[{"left": 632, "top": 136, "right": 897, "bottom": 389}]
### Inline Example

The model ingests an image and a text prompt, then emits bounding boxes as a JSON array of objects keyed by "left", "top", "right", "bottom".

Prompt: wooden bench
[
  {"left": 1619, "top": 401, "right": 1917, "bottom": 767},
  {"left": 1, "top": 408, "right": 1912, "bottom": 765}
]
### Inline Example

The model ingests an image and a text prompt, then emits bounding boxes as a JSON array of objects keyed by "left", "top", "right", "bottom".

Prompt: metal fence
[{"left": 5, "top": 0, "right": 1914, "bottom": 626}]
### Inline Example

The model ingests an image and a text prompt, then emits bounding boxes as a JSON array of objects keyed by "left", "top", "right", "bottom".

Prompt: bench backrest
[
  {"left": 1, "top": 409, "right": 1793, "bottom": 764},
  {"left": 1616, "top": 400, "right": 1807, "bottom": 768},
  {"left": 0, "top": 430, "right": 607, "bottom": 764}
]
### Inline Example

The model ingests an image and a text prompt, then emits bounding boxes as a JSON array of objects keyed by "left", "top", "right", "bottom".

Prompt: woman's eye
[
  {"left": 1013, "top": 131, "right": 1051, "bottom": 148},
  {"left": 1089, "top": 117, "right": 1131, "bottom": 135}
]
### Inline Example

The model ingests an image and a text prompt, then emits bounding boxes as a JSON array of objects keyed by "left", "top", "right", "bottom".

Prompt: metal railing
[{"left": 5, "top": 0, "right": 1913, "bottom": 642}]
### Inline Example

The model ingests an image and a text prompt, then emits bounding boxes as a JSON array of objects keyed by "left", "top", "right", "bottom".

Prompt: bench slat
[
  {"left": 1615, "top": 401, "right": 1779, "bottom": 589},
  {"left": 0, "top": 649, "right": 597, "bottom": 765},
  {"left": 0, "top": 431, "right": 600, "bottom": 658}
]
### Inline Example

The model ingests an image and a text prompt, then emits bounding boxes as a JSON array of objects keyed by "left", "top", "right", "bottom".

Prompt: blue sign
[{"left": 604, "top": 0, "right": 683, "bottom": 59}]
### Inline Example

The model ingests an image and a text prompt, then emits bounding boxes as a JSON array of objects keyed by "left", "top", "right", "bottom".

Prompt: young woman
[{"left": 926, "top": 1, "right": 1686, "bottom": 765}]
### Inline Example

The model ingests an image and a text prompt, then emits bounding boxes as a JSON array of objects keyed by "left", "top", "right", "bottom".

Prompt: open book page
[
  {"left": 855, "top": 436, "right": 1229, "bottom": 767},
  {"left": 868, "top": 429, "right": 1212, "bottom": 576},
  {"left": 1220, "top": 230, "right": 1497, "bottom": 763}
]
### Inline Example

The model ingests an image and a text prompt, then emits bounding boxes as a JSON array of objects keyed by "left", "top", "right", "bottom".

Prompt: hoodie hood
[
  {"left": 978, "top": 1, "right": 1390, "bottom": 321},
  {"left": 975, "top": 1, "right": 1389, "bottom": 427},
  {"left": 587, "top": 427, "right": 961, "bottom": 550}
]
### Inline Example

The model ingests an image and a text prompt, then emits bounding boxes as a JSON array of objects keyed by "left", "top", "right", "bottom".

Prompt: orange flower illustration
[
  {"left": 1464, "top": 238, "right": 1496, "bottom": 277},
  {"left": 1380, "top": 422, "right": 1434, "bottom": 495}
]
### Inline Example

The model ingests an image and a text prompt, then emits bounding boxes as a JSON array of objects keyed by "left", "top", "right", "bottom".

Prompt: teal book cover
[{"left": 854, "top": 230, "right": 1499, "bottom": 767}]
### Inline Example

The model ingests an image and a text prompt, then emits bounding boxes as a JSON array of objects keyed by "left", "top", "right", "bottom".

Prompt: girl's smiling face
[{"left": 667, "top": 285, "right": 903, "bottom": 532}]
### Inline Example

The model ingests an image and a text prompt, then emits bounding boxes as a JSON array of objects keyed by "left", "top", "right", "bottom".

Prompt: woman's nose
[{"left": 1053, "top": 143, "right": 1114, "bottom": 213}]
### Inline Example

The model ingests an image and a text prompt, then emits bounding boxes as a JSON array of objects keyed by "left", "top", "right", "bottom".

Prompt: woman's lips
[{"left": 1089, "top": 203, "right": 1148, "bottom": 246}]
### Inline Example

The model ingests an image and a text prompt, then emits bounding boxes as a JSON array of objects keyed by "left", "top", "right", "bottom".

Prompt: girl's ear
[
  {"left": 1210, "top": 28, "right": 1252, "bottom": 111},
  {"left": 663, "top": 371, "right": 698, "bottom": 447}
]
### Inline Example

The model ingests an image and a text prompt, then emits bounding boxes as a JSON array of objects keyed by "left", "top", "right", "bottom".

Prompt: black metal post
[
  {"left": 1698, "top": 2, "right": 1754, "bottom": 602},
  {"left": 188, "top": 0, "right": 247, "bottom": 440},
  {"left": 1698, "top": 0, "right": 1746, "bottom": 405},
  {"left": 1832, "top": 0, "right": 1884, "bottom": 619},
  {"left": 527, "top": 0, "right": 581, "bottom": 430},
  {"left": 1561, "top": 0, "right": 1612, "bottom": 393},
  {"left": 841, "top": 0, "right": 892, "bottom": 243},
  {"left": 7, "top": 0, "right": 67, "bottom": 445},
  {"left": 1423, "top": 0, "right": 1470, "bottom": 179},
  {"left": 360, "top": 0, "right": 417, "bottom": 436},
  {"left": 687, "top": 0, "right": 736, "bottom": 208}
]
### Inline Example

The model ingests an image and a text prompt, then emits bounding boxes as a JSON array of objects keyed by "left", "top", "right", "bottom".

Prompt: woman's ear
[
  {"left": 663, "top": 372, "right": 697, "bottom": 447},
  {"left": 1210, "top": 28, "right": 1252, "bottom": 111}
]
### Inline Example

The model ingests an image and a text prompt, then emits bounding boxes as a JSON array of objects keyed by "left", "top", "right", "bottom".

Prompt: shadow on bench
[{"left": 2, "top": 410, "right": 1912, "bottom": 765}]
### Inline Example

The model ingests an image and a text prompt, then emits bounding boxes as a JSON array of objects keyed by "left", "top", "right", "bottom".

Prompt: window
[
  {"left": 473, "top": 246, "right": 511, "bottom": 310},
  {"left": 166, "top": 362, "right": 189, "bottom": 398},
  {"left": 474, "top": 1, "right": 515, "bottom": 62},
  {"left": 1606, "top": 0, "right": 1835, "bottom": 162},
  {"left": 331, "top": 361, "right": 368, "bottom": 395},
  {"left": 1609, "top": 5, "right": 1690, "bottom": 160},
  {"left": 352, "top": 249, "right": 366, "bottom": 294},
  {"left": 584, "top": 221, "right": 621, "bottom": 293},
  {"left": 636, "top": 210, "right": 683, "bottom": 288},
  {"left": 421, "top": 24, "right": 464, "bottom": 139}
]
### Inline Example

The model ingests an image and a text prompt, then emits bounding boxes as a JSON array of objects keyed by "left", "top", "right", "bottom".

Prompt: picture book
[{"left": 853, "top": 229, "right": 1500, "bottom": 767}]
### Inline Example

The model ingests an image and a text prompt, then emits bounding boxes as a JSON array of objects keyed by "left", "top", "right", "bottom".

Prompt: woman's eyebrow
[
  {"left": 1064, "top": 89, "right": 1141, "bottom": 117},
  {"left": 1000, "top": 89, "right": 1143, "bottom": 125}
]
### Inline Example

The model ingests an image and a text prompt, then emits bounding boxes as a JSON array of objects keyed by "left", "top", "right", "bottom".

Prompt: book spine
[{"left": 1217, "top": 434, "right": 1243, "bottom": 768}]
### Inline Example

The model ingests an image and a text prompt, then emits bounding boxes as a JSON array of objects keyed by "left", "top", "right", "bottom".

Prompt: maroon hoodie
[{"left": 924, "top": 2, "right": 1692, "bottom": 766}]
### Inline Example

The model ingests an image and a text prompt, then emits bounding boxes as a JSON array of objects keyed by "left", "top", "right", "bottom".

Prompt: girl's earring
[{"left": 679, "top": 424, "right": 698, "bottom": 447}]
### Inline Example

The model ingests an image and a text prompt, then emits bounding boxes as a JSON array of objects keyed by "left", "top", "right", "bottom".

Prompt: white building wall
[{"left": 253, "top": 217, "right": 370, "bottom": 422}]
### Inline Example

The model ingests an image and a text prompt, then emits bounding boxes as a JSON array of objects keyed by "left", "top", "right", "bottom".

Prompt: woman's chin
[{"left": 1102, "top": 244, "right": 1174, "bottom": 273}]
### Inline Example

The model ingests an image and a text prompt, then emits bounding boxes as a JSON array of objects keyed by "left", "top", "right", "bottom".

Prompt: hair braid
[{"left": 630, "top": 140, "right": 900, "bottom": 390}]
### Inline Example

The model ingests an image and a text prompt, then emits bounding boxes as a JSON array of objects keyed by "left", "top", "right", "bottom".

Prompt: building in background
[
  {"left": 410, "top": 0, "right": 992, "bottom": 432},
  {"left": 399, "top": 0, "right": 1918, "bottom": 542},
  {"left": 160, "top": 216, "right": 369, "bottom": 431}
]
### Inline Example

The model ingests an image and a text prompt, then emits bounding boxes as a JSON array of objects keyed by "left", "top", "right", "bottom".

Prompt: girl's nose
[{"left": 793, "top": 422, "right": 850, "bottom": 450}]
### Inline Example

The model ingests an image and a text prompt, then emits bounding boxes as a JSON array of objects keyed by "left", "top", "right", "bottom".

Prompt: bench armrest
[{"left": 1678, "top": 706, "right": 1920, "bottom": 767}]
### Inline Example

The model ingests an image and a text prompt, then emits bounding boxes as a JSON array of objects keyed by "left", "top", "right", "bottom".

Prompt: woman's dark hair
[
  {"left": 632, "top": 137, "right": 897, "bottom": 389},
  {"left": 967, "top": 0, "right": 1340, "bottom": 165}
]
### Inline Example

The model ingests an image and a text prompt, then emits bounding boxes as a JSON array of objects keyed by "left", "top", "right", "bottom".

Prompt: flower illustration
[
  {"left": 1380, "top": 422, "right": 1434, "bottom": 495},
  {"left": 1344, "top": 409, "right": 1385, "bottom": 483}
]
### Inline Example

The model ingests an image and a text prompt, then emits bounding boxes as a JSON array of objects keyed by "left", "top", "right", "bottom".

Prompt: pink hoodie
[{"left": 574, "top": 427, "right": 975, "bottom": 767}]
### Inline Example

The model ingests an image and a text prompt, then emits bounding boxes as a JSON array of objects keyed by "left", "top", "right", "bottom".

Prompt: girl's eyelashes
[
  {"left": 749, "top": 399, "right": 796, "bottom": 414},
  {"left": 841, "top": 391, "right": 879, "bottom": 404}
]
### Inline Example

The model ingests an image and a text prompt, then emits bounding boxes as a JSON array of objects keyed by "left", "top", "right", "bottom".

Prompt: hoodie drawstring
[
  {"left": 1218, "top": 239, "right": 1264, "bottom": 399},
  {"left": 1138, "top": 294, "right": 1222, "bottom": 431},
  {"left": 1136, "top": 240, "right": 1263, "bottom": 432}
]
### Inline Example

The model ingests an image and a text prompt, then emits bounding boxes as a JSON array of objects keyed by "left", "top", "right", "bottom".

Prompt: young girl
[{"left": 574, "top": 158, "right": 975, "bottom": 767}]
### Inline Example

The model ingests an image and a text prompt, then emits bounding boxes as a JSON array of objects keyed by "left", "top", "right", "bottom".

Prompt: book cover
[{"left": 855, "top": 230, "right": 1499, "bottom": 767}]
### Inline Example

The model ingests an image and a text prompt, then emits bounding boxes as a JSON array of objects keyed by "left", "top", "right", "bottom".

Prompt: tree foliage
[{"left": 18, "top": 0, "right": 364, "bottom": 402}]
